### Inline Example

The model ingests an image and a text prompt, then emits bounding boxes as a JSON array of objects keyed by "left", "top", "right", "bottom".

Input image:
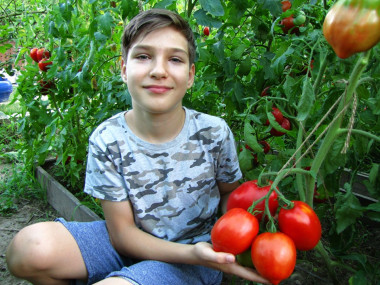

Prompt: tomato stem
[
  {"left": 315, "top": 242, "right": 340, "bottom": 284},
  {"left": 337, "top": 128, "right": 380, "bottom": 142},
  {"left": 307, "top": 50, "right": 371, "bottom": 206},
  {"left": 313, "top": 51, "right": 329, "bottom": 94},
  {"left": 295, "top": 122, "right": 306, "bottom": 202}
]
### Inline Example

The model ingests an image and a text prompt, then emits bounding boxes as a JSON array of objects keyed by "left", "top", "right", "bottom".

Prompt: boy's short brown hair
[{"left": 121, "top": 9, "right": 196, "bottom": 65}]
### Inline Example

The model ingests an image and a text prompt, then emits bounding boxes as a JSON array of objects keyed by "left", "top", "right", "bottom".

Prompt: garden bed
[
  {"left": 35, "top": 163, "right": 101, "bottom": 222},
  {"left": 34, "top": 161, "right": 380, "bottom": 285}
]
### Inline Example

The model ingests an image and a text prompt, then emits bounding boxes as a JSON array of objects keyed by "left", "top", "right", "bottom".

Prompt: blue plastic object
[{"left": 0, "top": 77, "right": 13, "bottom": 103}]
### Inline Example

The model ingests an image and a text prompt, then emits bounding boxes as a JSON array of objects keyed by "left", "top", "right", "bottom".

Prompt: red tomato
[
  {"left": 259, "top": 140, "right": 270, "bottom": 154},
  {"left": 37, "top": 48, "right": 50, "bottom": 62},
  {"left": 226, "top": 180, "right": 279, "bottom": 222},
  {"left": 260, "top": 86, "right": 271, "bottom": 97},
  {"left": 211, "top": 208, "right": 259, "bottom": 255},
  {"left": 281, "top": 16, "right": 300, "bottom": 34},
  {"left": 278, "top": 201, "right": 322, "bottom": 250},
  {"left": 271, "top": 107, "right": 284, "bottom": 124},
  {"left": 30, "top": 48, "right": 39, "bottom": 62},
  {"left": 38, "top": 80, "right": 55, "bottom": 95},
  {"left": 251, "top": 232, "right": 297, "bottom": 285},
  {"left": 203, "top": 26, "right": 210, "bottom": 36},
  {"left": 38, "top": 59, "right": 52, "bottom": 72},
  {"left": 281, "top": 0, "right": 292, "bottom": 12},
  {"left": 270, "top": 117, "right": 291, "bottom": 136}
]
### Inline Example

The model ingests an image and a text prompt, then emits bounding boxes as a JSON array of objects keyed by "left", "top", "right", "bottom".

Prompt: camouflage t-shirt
[{"left": 84, "top": 107, "right": 242, "bottom": 244}]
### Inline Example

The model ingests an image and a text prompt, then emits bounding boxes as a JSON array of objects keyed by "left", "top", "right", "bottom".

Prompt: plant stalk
[
  {"left": 306, "top": 51, "right": 371, "bottom": 285},
  {"left": 307, "top": 50, "right": 371, "bottom": 206}
]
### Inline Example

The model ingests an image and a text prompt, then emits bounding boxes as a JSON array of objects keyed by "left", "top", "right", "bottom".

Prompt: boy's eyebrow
[{"left": 131, "top": 44, "right": 189, "bottom": 55}]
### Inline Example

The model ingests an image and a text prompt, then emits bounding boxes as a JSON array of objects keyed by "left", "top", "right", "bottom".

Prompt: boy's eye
[
  {"left": 136, "top": 54, "right": 149, "bottom": 60},
  {"left": 170, "top": 57, "right": 183, "bottom": 63}
]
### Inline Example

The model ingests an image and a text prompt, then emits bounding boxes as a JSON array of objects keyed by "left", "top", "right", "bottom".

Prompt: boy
[{"left": 6, "top": 9, "right": 268, "bottom": 285}]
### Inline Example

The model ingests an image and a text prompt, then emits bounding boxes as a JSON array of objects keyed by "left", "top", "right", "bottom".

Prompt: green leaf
[
  {"left": 98, "top": 12, "right": 113, "bottom": 37},
  {"left": 258, "top": 0, "right": 282, "bottom": 17},
  {"left": 349, "top": 271, "right": 368, "bottom": 285},
  {"left": 212, "top": 41, "right": 225, "bottom": 61},
  {"left": 232, "top": 80, "right": 244, "bottom": 107},
  {"left": 335, "top": 185, "right": 364, "bottom": 234},
  {"left": 365, "top": 163, "right": 380, "bottom": 198},
  {"left": 368, "top": 96, "right": 380, "bottom": 115},
  {"left": 153, "top": 0, "right": 176, "bottom": 9},
  {"left": 365, "top": 202, "right": 380, "bottom": 212},
  {"left": 239, "top": 148, "right": 253, "bottom": 172},
  {"left": 231, "top": 44, "right": 246, "bottom": 60},
  {"left": 199, "top": 0, "right": 225, "bottom": 17},
  {"left": 260, "top": 52, "right": 275, "bottom": 80},
  {"left": 120, "top": 0, "right": 139, "bottom": 22},
  {"left": 59, "top": 1, "right": 73, "bottom": 23},
  {"left": 244, "top": 122, "right": 262, "bottom": 153},
  {"left": 297, "top": 77, "right": 315, "bottom": 121},
  {"left": 272, "top": 47, "right": 293, "bottom": 76},
  {"left": 366, "top": 211, "right": 380, "bottom": 222},
  {"left": 323, "top": 137, "right": 346, "bottom": 175},
  {"left": 193, "top": 9, "right": 223, "bottom": 28}
]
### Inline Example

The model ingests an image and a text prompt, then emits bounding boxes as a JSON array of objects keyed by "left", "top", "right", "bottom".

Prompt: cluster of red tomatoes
[
  {"left": 211, "top": 180, "right": 322, "bottom": 284},
  {"left": 279, "top": 0, "right": 306, "bottom": 35},
  {"left": 29, "top": 48, "right": 55, "bottom": 94},
  {"left": 29, "top": 47, "right": 52, "bottom": 72},
  {"left": 260, "top": 87, "right": 292, "bottom": 137}
]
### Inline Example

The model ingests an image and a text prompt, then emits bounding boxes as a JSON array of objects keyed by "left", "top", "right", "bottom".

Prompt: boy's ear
[
  {"left": 121, "top": 58, "right": 128, "bottom": 83},
  {"left": 187, "top": 63, "right": 195, "bottom": 89}
]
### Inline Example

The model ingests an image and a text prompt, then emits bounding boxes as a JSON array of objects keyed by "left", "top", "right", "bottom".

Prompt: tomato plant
[
  {"left": 226, "top": 180, "right": 279, "bottom": 221},
  {"left": 3, "top": 0, "right": 380, "bottom": 283},
  {"left": 278, "top": 201, "right": 322, "bottom": 250},
  {"left": 211, "top": 208, "right": 259, "bottom": 255},
  {"left": 251, "top": 232, "right": 297, "bottom": 285}
]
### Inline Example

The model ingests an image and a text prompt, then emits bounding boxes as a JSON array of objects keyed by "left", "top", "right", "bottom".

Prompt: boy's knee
[{"left": 6, "top": 223, "right": 55, "bottom": 277}]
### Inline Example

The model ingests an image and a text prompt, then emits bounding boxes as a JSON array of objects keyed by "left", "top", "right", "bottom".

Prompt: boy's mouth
[{"left": 144, "top": 85, "right": 173, "bottom": 94}]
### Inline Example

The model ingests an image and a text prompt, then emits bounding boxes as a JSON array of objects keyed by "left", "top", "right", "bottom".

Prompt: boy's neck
[{"left": 125, "top": 106, "right": 186, "bottom": 144}]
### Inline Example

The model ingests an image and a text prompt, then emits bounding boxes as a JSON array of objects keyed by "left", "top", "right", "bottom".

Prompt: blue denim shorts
[{"left": 56, "top": 218, "right": 223, "bottom": 285}]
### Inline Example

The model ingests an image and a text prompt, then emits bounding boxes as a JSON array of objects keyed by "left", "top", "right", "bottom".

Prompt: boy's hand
[{"left": 193, "top": 242, "right": 270, "bottom": 284}]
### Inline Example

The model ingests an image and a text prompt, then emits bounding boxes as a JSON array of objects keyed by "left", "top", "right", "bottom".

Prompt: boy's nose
[{"left": 150, "top": 58, "right": 168, "bottom": 79}]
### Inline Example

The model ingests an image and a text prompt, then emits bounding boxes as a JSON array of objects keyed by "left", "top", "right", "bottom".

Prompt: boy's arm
[
  {"left": 217, "top": 180, "right": 240, "bottom": 213},
  {"left": 101, "top": 199, "right": 269, "bottom": 284},
  {"left": 101, "top": 199, "right": 198, "bottom": 263}
]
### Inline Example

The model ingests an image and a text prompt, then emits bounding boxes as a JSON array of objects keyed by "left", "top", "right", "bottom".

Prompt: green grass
[
  {"left": 0, "top": 90, "right": 21, "bottom": 115},
  {"left": 0, "top": 95, "right": 44, "bottom": 215},
  {"left": 0, "top": 114, "right": 23, "bottom": 164},
  {"left": 0, "top": 164, "right": 46, "bottom": 215}
]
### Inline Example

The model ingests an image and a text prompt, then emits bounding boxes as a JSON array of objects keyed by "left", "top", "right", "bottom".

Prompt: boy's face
[{"left": 121, "top": 26, "right": 195, "bottom": 115}]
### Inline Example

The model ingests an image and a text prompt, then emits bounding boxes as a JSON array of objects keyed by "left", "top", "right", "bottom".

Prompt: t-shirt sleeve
[
  {"left": 215, "top": 122, "right": 242, "bottom": 183},
  {"left": 84, "top": 133, "right": 128, "bottom": 202}
]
